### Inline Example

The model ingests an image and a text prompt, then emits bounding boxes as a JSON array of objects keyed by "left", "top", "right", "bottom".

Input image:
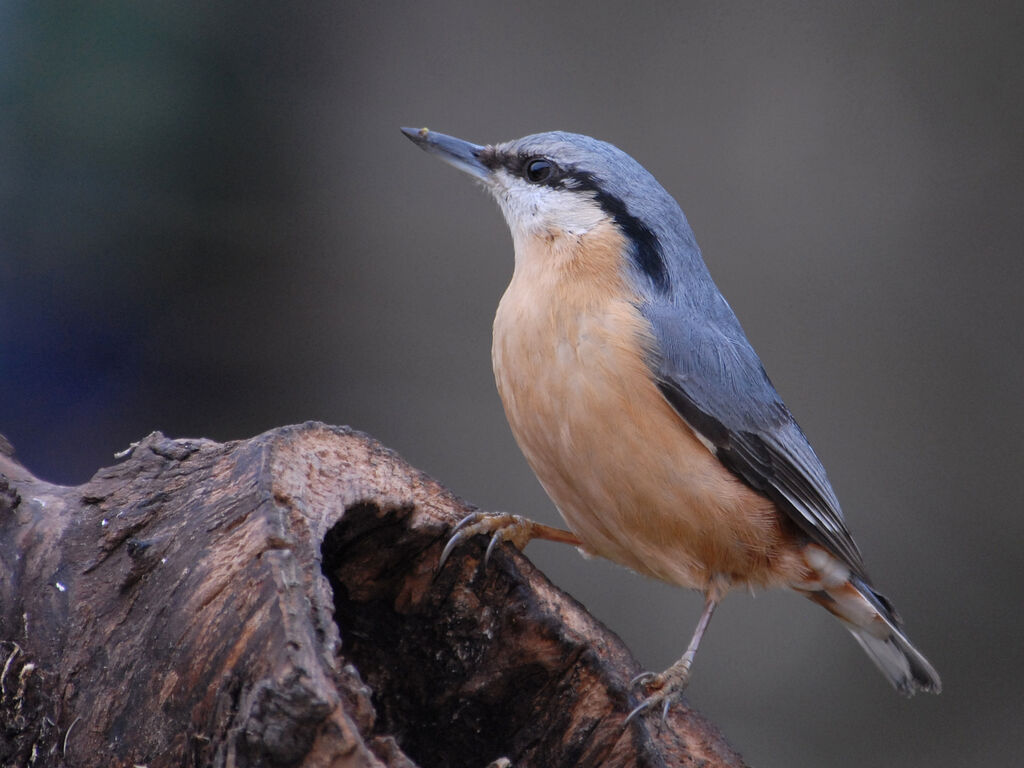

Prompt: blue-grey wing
[{"left": 642, "top": 300, "right": 868, "bottom": 579}]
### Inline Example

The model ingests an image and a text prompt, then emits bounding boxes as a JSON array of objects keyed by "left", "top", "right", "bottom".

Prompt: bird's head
[{"left": 402, "top": 127, "right": 699, "bottom": 295}]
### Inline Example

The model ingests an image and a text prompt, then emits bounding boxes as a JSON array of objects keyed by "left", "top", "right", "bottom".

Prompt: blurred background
[{"left": 1, "top": 1, "right": 1021, "bottom": 765}]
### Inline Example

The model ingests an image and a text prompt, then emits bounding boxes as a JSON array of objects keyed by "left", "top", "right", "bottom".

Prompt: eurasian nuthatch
[{"left": 402, "top": 126, "right": 941, "bottom": 719}]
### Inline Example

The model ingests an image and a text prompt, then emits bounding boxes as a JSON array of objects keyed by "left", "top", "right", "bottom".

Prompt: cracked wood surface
[{"left": 0, "top": 422, "right": 748, "bottom": 767}]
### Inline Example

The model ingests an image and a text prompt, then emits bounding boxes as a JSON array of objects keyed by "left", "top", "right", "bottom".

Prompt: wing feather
[{"left": 643, "top": 301, "right": 868, "bottom": 579}]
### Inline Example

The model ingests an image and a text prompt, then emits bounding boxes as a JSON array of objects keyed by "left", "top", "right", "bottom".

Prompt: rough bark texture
[{"left": 0, "top": 422, "right": 749, "bottom": 767}]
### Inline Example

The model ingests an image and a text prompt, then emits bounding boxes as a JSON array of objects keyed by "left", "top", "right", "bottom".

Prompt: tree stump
[{"left": 0, "top": 422, "right": 748, "bottom": 767}]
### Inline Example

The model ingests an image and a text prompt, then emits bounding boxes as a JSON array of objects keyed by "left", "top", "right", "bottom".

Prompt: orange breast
[{"left": 491, "top": 222, "right": 805, "bottom": 592}]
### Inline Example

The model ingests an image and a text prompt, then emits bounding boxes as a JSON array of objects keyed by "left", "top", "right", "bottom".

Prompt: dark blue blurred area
[
  {"left": 1, "top": 2, "right": 337, "bottom": 482},
  {"left": 2, "top": 2, "right": 1022, "bottom": 766},
  {"left": 0, "top": 282, "right": 141, "bottom": 481}
]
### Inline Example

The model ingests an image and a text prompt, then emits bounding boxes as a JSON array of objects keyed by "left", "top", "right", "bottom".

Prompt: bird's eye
[{"left": 524, "top": 158, "right": 554, "bottom": 183}]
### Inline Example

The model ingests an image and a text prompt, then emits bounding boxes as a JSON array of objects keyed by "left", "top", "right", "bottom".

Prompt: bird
[{"left": 401, "top": 125, "right": 941, "bottom": 720}]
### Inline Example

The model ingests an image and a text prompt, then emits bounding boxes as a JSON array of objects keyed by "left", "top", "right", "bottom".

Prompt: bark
[{"left": 0, "top": 422, "right": 748, "bottom": 767}]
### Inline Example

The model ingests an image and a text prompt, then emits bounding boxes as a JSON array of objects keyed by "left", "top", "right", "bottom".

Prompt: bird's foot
[
  {"left": 625, "top": 657, "right": 693, "bottom": 724},
  {"left": 437, "top": 511, "right": 582, "bottom": 571}
]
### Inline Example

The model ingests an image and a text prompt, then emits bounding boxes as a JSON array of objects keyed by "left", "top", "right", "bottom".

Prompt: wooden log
[{"left": 0, "top": 422, "right": 748, "bottom": 767}]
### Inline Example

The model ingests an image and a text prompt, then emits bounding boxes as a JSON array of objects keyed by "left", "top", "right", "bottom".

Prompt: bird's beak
[{"left": 401, "top": 127, "right": 489, "bottom": 180}]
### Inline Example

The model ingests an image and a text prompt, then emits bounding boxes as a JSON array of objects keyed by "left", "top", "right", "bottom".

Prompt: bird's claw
[
  {"left": 438, "top": 530, "right": 470, "bottom": 572},
  {"left": 437, "top": 511, "right": 534, "bottom": 572},
  {"left": 630, "top": 671, "right": 657, "bottom": 687},
  {"left": 484, "top": 529, "right": 503, "bottom": 566},
  {"left": 438, "top": 513, "right": 484, "bottom": 570},
  {"left": 624, "top": 693, "right": 673, "bottom": 725}
]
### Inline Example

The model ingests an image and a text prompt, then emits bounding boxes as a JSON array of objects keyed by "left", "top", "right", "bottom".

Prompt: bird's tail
[{"left": 799, "top": 552, "right": 941, "bottom": 695}]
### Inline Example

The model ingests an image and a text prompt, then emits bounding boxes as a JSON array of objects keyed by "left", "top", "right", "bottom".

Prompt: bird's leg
[
  {"left": 626, "top": 592, "right": 720, "bottom": 723},
  {"left": 438, "top": 511, "right": 583, "bottom": 571}
]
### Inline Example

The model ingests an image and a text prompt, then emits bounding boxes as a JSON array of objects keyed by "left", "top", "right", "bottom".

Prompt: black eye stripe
[
  {"left": 490, "top": 152, "right": 566, "bottom": 186},
  {"left": 557, "top": 169, "right": 671, "bottom": 293},
  {"left": 481, "top": 150, "right": 670, "bottom": 292}
]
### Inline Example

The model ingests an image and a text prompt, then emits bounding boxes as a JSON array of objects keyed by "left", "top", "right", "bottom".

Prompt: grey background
[{"left": 2, "top": 2, "right": 1021, "bottom": 766}]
